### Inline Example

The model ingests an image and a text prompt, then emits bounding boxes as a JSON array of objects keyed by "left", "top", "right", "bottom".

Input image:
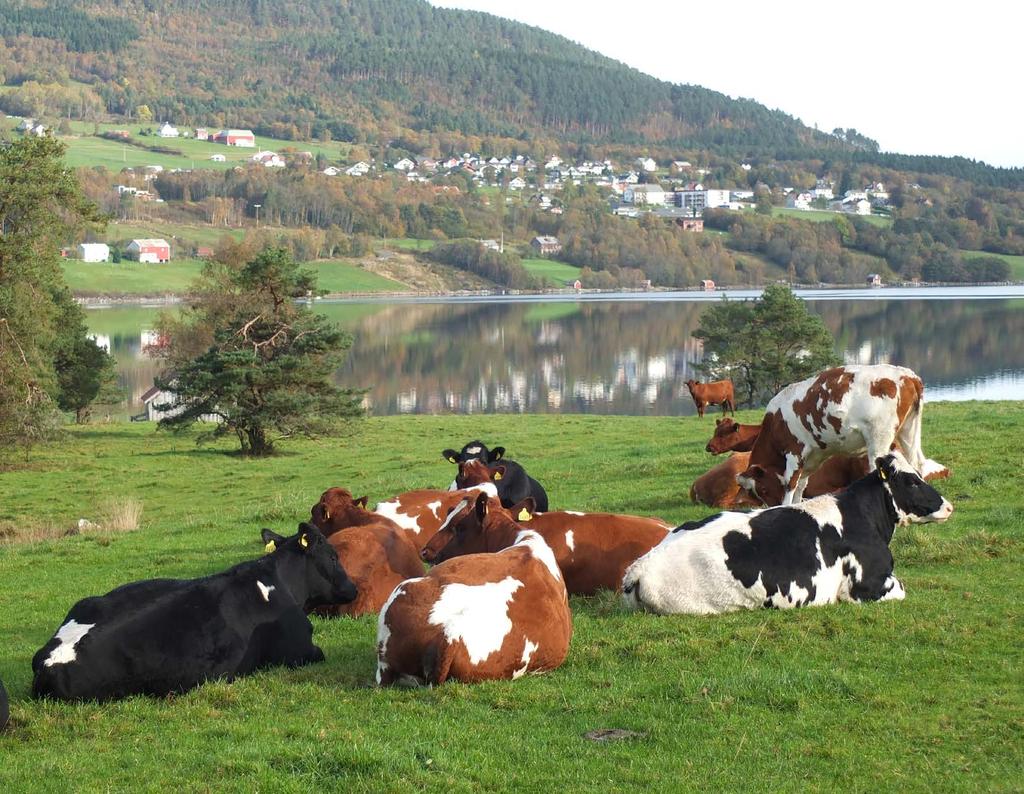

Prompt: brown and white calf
[
  {"left": 376, "top": 494, "right": 571, "bottom": 686},
  {"left": 737, "top": 364, "right": 945, "bottom": 506},
  {"left": 705, "top": 417, "right": 761, "bottom": 454},
  {"left": 685, "top": 379, "right": 735, "bottom": 418},
  {"left": 421, "top": 497, "right": 670, "bottom": 595},
  {"left": 373, "top": 483, "right": 498, "bottom": 549},
  {"left": 315, "top": 526, "right": 424, "bottom": 617}
]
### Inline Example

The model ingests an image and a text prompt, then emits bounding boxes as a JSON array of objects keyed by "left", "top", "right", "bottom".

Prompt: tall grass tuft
[{"left": 101, "top": 496, "right": 144, "bottom": 532}]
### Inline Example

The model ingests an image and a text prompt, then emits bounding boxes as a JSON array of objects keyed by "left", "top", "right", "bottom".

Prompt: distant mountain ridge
[{"left": 0, "top": 0, "right": 849, "bottom": 153}]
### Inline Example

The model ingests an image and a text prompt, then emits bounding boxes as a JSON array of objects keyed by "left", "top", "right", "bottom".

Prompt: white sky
[{"left": 431, "top": 0, "right": 1023, "bottom": 168}]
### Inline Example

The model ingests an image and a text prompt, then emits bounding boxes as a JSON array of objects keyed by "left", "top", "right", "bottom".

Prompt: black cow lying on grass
[
  {"left": 442, "top": 440, "right": 549, "bottom": 512},
  {"left": 623, "top": 451, "right": 953, "bottom": 615},
  {"left": 0, "top": 677, "right": 8, "bottom": 731},
  {"left": 31, "top": 524, "right": 356, "bottom": 702}
]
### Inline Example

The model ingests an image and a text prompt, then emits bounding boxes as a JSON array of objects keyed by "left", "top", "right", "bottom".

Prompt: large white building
[
  {"left": 675, "top": 189, "right": 731, "bottom": 214},
  {"left": 78, "top": 243, "right": 110, "bottom": 262},
  {"left": 624, "top": 184, "right": 667, "bottom": 206}
]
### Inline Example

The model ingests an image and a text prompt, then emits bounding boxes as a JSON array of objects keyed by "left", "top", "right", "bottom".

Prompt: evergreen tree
[
  {"left": 154, "top": 248, "right": 363, "bottom": 456},
  {"left": 694, "top": 285, "right": 840, "bottom": 406}
]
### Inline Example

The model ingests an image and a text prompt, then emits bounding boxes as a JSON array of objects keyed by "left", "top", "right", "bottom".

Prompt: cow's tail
[
  {"left": 897, "top": 377, "right": 927, "bottom": 474},
  {"left": 423, "top": 639, "right": 455, "bottom": 686}
]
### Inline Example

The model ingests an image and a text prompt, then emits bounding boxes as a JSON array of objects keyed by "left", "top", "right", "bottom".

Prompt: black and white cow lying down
[
  {"left": 32, "top": 524, "right": 357, "bottom": 702},
  {"left": 622, "top": 451, "right": 952, "bottom": 615},
  {"left": 442, "top": 440, "right": 549, "bottom": 512}
]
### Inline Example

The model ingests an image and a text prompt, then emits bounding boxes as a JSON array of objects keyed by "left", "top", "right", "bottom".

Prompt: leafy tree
[
  {"left": 694, "top": 285, "right": 840, "bottom": 406},
  {"left": 55, "top": 335, "right": 119, "bottom": 424},
  {"left": 0, "top": 135, "right": 106, "bottom": 452},
  {"left": 154, "top": 248, "right": 363, "bottom": 456}
]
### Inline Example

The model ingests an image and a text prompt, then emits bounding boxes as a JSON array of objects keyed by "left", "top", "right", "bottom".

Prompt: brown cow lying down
[
  {"left": 373, "top": 482, "right": 499, "bottom": 549},
  {"left": 691, "top": 451, "right": 948, "bottom": 509},
  {"left": 705, "top": 417, "right": 761, "bottom": 454},
  {"left": 308, "top": 487, "right": 424, "bottom": 616},
  {"left": 421, "top": 498, "right": 670, "bottom": 595},
  {"left": 376, "top": 492, "right": 571, "bottom": 686}
]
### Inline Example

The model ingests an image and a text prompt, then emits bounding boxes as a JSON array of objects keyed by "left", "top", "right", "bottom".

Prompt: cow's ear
[
  {"left": 748, "top": 465, "right": 766, "bottom": 480},
  {"left": 296, "top": 522, "right": 323, "bottom": 550},
  {"left": 715, "top": 418, "right": 723, "bottom": 427},
  {"left": 511, "top": 497, "right": 536, "bottom": 521},
  {"left": 442, "top": 449, "right": 459, "bottom": 464},
  {"left": 489, "top": 446, "right": 506, "bottom": 461},
  {"left": 355, "top": 495, "right": 368, "bottom": 509},
  {"left": 491, "top": 464, "right": 506, "bottom": 481},
  {"left": 474, "top": 491, "right": 489, "bottom": 521},
  {"left": 260, "top": 528, "right": 286, "bottom": 553}
]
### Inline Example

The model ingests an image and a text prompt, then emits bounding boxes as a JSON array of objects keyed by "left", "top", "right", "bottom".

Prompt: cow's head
[
  {"left": 260, "top": 523, "right": 357, "bottom": 608},
  {"left": 736, "top": 463, "right": 786, "bottom": 507},
  {"left": 441, "top": 440, "right": 506, "bottom": 465},
  {"left": 420, "top": 491, "right": 489, "bottom": 564},
  {"left": 310, "top": 487, "right": 369, "bottom": 536},
  {"left": 876, "top": 451, "right": 953, "bottom": 525},
  {"left": 455, "top": 459, "right": 502, "bottom": 489},
  {"left": 706, "top": 417, "right": 741, "bottom": 454}
]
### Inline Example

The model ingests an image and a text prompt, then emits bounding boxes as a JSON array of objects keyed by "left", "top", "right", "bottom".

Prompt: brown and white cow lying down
[
  {"left": 690, "top": 452, "right": 873, "bottom": 508},
  {"left": 376, "top": 494, "right": 571, "bottom": 686},
  {"left": 685, "top": 379, "right": 735, "bottom": 418},
  {"left": 420, "top": 497, "right": 670, "bottom": 595},
  {"left": 626, "top": 451, "right": 953, "bottom": 615},
  {"left": 373, "top": 482, "right": 499, "bottom": 549},
  {"left": 737, "top": 364, "right": 946, "bottom": 506},
  {"left": 309, "top": 488, "right": 424, "bottom": 616}
]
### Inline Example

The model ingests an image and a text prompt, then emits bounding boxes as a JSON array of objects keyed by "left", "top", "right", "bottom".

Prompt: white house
[
  {"left": 635, "top": 157, "right": 657, "bottom": 172},
  {"left": 158, "top": 122, "right": 180, "bottom": 138},
  {"left": 786, "top": 192, "right": 813, "bottom": 210},
  {"left": 322, "top": 166, "right": 341, "bottom": 176},
  {"left": 624, "top": 184, "right": 667, "bottom": 206},
  {"left": 345, "top": 161, "right": 371, "bottom": 176},
  {"left": 252, "top": 151, "right": 285, "bottom": 168},
  {"left": 392, "top": 158, "right": 416, "bottom": 171},
  {"left": 78, "top": 243, "right": 110, "bottom": 262},
  {"left": 209, "top": 154, "right": 226, "bottom": 162},
  {"left": 841, "top": 198, "right": 872, "bottom": 215},
  {"left": 508, "top": 177, "right": 526, "bottom": 190}
]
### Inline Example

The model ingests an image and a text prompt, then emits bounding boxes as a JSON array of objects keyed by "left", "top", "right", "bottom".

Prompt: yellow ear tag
[
  {"left": 323, "top": 508, "right": 331, "bottom": 520},
  {"left": 493, "top": 471, "right": 503, "bottom": 481},
  {"left": 518, "top": 508, "right": 532, "bottom": 521},
  {"left": 879, "top": 469, "right": 887, "bottom": 481},
  {"left": 448, "top": 456, "right": 457, "bottom": 464},
  {"left": 300, "top": 534, "right": 309, "bottom": 548},
  {"left": 264, "top": 540, "right": 276, "bottom": 553}
]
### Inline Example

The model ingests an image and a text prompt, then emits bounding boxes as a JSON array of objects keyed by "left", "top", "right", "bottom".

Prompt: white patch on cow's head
[
  {"left": 513, "top": 638, "right": 539, "bottom": 679},
  {"left": 256, "top": 580, "right": 275, "bottom": 603},
  {"left": 465, "top": 445, "right": 483, "bottom": 455},
  {"left": 467, "top": 482, "right": 498, "bottom": 498},
  {"left": 374, "top": 499, "right": 423, "bottom": 533},
  {"left": 795, "top": 495, "right": 844, "bottom": 535},
  {"left": 43, "top": 620, "right": 96, "bottom": 667},
  {"left": 428, "top": 577, "right": 523, "bottom": 664},
  {"left": 437, "top": 498, "right": 471, "bottom": 533},
  {"left": 513, "top": 530, "right": 562, "bottom": 580},
  {"left": 564, "top": 529, "right": 575, "bottom": 553}
]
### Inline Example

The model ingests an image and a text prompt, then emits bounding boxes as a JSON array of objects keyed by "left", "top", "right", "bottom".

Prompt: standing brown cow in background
[{"left": 685, "top": 379, "right": 735, "bottom": 418}]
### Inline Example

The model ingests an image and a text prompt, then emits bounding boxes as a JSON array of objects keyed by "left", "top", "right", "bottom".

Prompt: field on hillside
[
  {"left": 61, "top": 259, "right": 206, "bottom": 296},
  {"left": 771, "top": 207, "right": 893, "bottom": 228},
  {"left": 521, "top": 257, "right": 583, "bottom": 286},
  {"left": 960, "top": 251, "right": 1024, "bottom": 280},
  {"left": 1, "top": 120, "right": 353, "bottom": 172},
  {"left": 0, "top": 405, "right": 1021, "bottom": 791}
]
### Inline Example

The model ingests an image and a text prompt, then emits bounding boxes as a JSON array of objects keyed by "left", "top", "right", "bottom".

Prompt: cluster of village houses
[{"left": 54, "top": 119, "right": 891, "bottom": 263}]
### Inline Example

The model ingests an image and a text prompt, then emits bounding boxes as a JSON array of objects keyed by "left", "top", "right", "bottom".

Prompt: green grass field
[
  {"left": 1, "top": 119, "right": 354, "bottom": 172},
  {"left": 307, "top": 260, "right": 410, "bottom": 293},
  {"left": 770, "top": 207, "right": 894, "bottom": 228},
  {"left": 521, "top": 257, "right": 583, "bottom": 286},
  {"left": 960, "top": 251, "right": 1024, "bottom": 281},
  {"left": 104, "top": 222, "right": 245, "bottom": 249},
  {"left": 0, "top": 404, "right": 1020, "bottom": 790},
  {"left": 61, "top": 259, "right": 206, "bottom": 296}
]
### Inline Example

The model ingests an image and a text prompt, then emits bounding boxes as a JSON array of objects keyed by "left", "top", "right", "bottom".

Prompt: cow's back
[
  {"left": 320, "top": 525, "right": 423, "bottom": 617},
  {"left": 691, "top": 453, "right": 758, "bottom": 508},
  {"left": 524, "top": 512, "right": 670, "bottom": 594}
]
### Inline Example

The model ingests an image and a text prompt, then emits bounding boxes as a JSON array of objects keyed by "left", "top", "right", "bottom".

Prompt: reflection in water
[{"left": 87, "top": 294, "right": 1024, "bottom": 417}]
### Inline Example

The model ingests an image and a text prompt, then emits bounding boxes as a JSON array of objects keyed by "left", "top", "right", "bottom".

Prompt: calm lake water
[{"left": 86, "top": 286, "right": 1024, "bottom": 417}]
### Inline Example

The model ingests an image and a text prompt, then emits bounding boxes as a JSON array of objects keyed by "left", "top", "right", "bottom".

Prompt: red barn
[
  {"left": 212, "top": 129, "right": 256, "bottom": 147},
  {"left": 127, "top": 238, "right": 171, "bottom": 263}
]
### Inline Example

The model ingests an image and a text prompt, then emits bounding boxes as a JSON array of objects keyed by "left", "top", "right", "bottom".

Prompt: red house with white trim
[
  {"left": 127, "top": 238, "right": 171, "bottom": 263},
  {"left": 212, "top": 129, "right": 256, "bottom": 147}
]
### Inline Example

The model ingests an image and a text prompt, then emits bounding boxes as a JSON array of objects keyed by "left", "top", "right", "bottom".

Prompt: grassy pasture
[
  {"left": 770, "top": 207, "right": 894, "bottom": 228},
  {"left": 960, "top": 250, "right": 1024, "bottom": 281},
  {"left": 61, "top": 258, "right": 206, "bottom": 296},
  {"left": 521, "top": 257, "right": 583, "bottom": 286},
  {"left": 0, "top": 404, "right": 1021, "bottom": 791}
]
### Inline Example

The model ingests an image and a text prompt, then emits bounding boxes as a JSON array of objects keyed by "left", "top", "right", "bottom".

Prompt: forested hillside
[{"left": 0, "top": 0, "right": 851, "bottom": 155}]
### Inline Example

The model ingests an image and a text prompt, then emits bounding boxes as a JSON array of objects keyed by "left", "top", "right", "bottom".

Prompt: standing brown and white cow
[
  {"left": 376, "top": 493, "right": 571, "bottom": 686},
  {"left": 685, "top": 379, "right": 735, "bottom": 418},
  {"left": 420, "top": 498, "right": 670, "bottom": 595},
  {"left": 737, "top": 364, "right": 942, "bottom": 506}
]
